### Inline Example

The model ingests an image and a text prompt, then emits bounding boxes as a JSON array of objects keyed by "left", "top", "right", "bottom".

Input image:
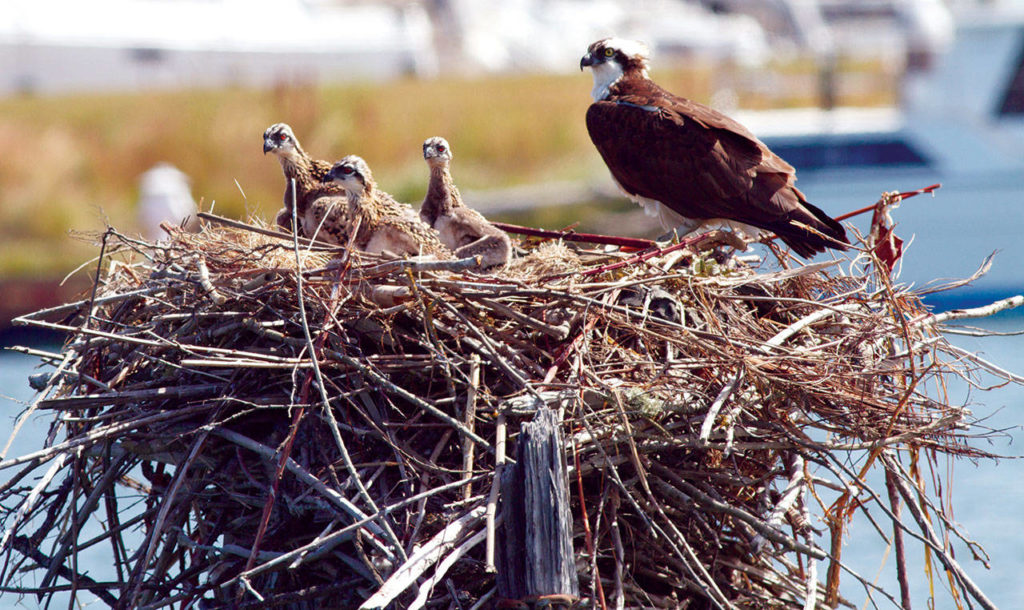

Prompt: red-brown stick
[
  {"left": 835, "top": 183, "right": 942, "bottom": 222},
  {"left": 492, "top": 221, "right": 655, "bottom": 249}
]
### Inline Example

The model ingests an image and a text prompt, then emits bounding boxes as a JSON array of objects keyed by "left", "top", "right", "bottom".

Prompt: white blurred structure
[
  {"left": 0, "top": 0, "right": 952, "bottom": 95},
  {"left": 734, "top": 8, "right": 1024, "bottom": 292},
  {"left": 440, "top": 0, "right": 769, "bottom": 74},
  {"left": 0, "top": 0, "right": 774, "bottom": 95},
  {"left": 0, "top": 0, "right": 436, "bottom": 95},
  {"left": 137, "top": 163, "right": 197, "bottom": 242}
]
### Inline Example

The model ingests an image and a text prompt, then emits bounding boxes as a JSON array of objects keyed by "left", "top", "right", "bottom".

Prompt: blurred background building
[{"left": 0, "top": 0, "right": 956, "bottom": 94}]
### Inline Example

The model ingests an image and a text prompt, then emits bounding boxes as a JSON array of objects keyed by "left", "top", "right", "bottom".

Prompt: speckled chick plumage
[
  {"left": 262, "top": 123, "right": 342, "bottom": 234},
  {"left": 420, "top": 137, "right": 511, "bottom": 269},
  {"left": 324, "top": 155, "right": 453, "bottom": 258}
]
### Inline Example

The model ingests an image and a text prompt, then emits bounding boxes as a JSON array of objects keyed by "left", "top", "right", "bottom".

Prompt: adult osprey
[{"left": 580, "top": 38, "right": 849, "bottom": 258}]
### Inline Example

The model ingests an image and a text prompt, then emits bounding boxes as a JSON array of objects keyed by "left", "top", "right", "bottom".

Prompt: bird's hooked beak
[
  {"left": 580, "top": 52, "right": 596, "bottom": 71},
  {"left": 263, "top": 140, "right": 274, "bottom": 154}
]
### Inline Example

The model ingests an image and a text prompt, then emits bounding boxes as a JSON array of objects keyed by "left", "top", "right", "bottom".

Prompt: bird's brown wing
[
  {"left": 587, "top": 98, "right": 771, "bottom": 220},
  {"left": 309, "top": 158, "right": 335, "bottom": 182},
  {"left": 586, "top": 91, "right": 847, "bottom": 255}
]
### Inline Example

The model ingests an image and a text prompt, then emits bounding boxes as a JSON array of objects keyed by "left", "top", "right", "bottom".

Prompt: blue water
[
  {"left": 0, "top": 344, "right": 118, "bottom": 609},
  {"left": 838, "top": 314, "right": 1024, "bottom": 608},
  {"left": 793, "top": 169, "right": 1024, "bottom": 305},
  {"left": 1, "top": 312, "right": 1022, "bottom": 608}
]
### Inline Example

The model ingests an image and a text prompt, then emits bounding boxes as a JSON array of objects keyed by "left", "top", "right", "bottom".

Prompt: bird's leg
[{"left": 453, "top": 235, "right": 511, "bottom": 270}]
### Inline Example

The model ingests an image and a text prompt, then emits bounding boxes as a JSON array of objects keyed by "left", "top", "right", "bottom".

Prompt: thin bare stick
[
  {"left": 485, "top": 411, "right": 507, "bottom": 572},
  {"left": 462, "top": 355, "right": 481, "bottom": 501},
  {"left": 359, "top": 506, "right": 486, "bottom": 610},
  {"left": 408, "top": 528, "right": 488, "bottom": 610},
  {"left": 884, "top": 466, "right": 912, "bottom": 610},
  {"left": 196, "top": 211, "right": 340, "bottom": 251},
  {"left": 127, "top": 429, "right": 209, "bottom": 607},
  {"left": 917, "top": 294, "right": 1024, "bottom": 326},
  {"left": 287, "top": 180, "right": 405, "bottom": 562},
  {"left": 491, "top": 221, "right": 656, "bottom": 249},
  {"left": 750, "top": 453, "right": 806, "bottom": 554},
  {"left": 882, "top": 452, "right": 996, "bottom": 610},
  {"left": 699, "top": 368, "right": 744, "bottom": 447}
]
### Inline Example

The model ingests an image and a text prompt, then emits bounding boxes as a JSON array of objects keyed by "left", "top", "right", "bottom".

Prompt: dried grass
[{"left": 2, "top": 211, "right": 1019, "bottom": 609}]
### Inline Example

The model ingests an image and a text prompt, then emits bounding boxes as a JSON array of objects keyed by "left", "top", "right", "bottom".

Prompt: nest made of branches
[{"left": 2, "top": 213, "right": 1019, "bottom": 610}]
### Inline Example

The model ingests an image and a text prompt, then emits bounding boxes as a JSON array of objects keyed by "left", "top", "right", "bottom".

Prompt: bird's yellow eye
[{"left": 603, "top": 48, "right": 614, "bottom": 57}]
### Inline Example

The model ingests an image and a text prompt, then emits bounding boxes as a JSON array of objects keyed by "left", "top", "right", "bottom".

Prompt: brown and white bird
[
  {"left": 324, "top": 155, "right": 453, "bottom": 258},
  {"left": 580, "top": 38, "right": 849, "bottom": 258},
  {"left": 420, "top": 137, "right": 512, "bottom": 270},
  {"left": 262, "top": 122, "right": 342, "bottom": 234}
]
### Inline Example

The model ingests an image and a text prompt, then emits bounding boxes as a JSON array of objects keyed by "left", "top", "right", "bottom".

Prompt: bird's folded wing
[{"left": 587, "top": 100, "right": 768, "bottom": 219}]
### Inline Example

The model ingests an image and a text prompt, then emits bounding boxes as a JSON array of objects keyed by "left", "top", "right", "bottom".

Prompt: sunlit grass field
[{"left": 0, "top": 56, "right": 897, "bottom": 277}]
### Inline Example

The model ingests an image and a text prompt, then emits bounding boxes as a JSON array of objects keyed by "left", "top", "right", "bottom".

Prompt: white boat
[{"left": 739, "top": 9, "right": 1024, "bottom": 300}]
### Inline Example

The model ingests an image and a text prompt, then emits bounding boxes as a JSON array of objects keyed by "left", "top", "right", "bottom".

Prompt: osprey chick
[
  {"left": 262, "top": 123, "right": 342, "bottom": 234},
  {"left": 421, "top": 137, "right": 512, "bottom": 270},
  {"left": 324, "top": 155, "right": 453, "bottom": 258},
  {"left": 580, "top": 38, "right": 849, "bottom": 258}
]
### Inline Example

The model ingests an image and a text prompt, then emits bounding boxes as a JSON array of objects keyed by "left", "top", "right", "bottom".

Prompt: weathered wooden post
[{"left": 497, "top": 407, "right": 579, "bottom": 607}]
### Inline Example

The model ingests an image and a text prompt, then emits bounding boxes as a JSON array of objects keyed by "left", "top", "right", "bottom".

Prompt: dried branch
[{"left": 1, "top": 204, "right": 1015, "bottom": 610}]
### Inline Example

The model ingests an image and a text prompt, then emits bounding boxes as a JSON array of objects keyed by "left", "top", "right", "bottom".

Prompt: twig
[
  {"left": 462, "top": 355, "right": 481, "bottom": 501},
  {"left": 127, "top": 428, "right": 209, "bottom": 607},
  {"left": 195, "top": 254, "right": 227, "bottom": 305},
  {"left": 196, "top": 211, "right": 340, "bottom": 251},
  {"left": 287, "top": 180, "right": 406, "bottom": 564},
  {"left": 213, "top": 428, "right": 387, "bottom": 540},
  {"left": 916, "top": 294, "right": 1024, "bottom": 327},
  {"left": 11, "top": 288, "right": 158, "bottom": 323},
  {"left": 359, "top": 506, "right": 486, "bottom": 610},
  {"left": 884, "top": 466, "right": 912, "bottom": 610},
  {"left": 699, "top": 368, "right": 744, "bottom": 447},
  {"left": 362, "top": 256, "right": 483, "bottom": 275},
  {"left": 485, "top": 411, "right": 507, "bottom": 572},
  {"left": 408, "top": 528, "right": 488, "bottom": 610},
  {"left": 216, "top": 473, "right": 489, "bottom": 589},
  {"left": 833, "top": 183, "right": 942, "bottom": 222},
  {"left": 575, "top": 230, "right": 734, "bottom": 278},
  {"left": 8, "top": 536, "right": 119, "bottom": 606},
  {"left": 750, "top": 453, "right": 806, "bottom": 554},
  {"left": 0, "top": 453, "right": 70, "bottom": 555},
  {"left": 491, "top": 221, "right": 655, "bottom": 249},
  {"left": 610, "top": 491, "right": 625, "bottom": 610},
  {"left": 881, "top": 452, "right": 996, "bottom": 610}
]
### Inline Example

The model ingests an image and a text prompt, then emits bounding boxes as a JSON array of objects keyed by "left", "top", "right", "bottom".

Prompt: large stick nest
[{"left": 2, "top": 214, "right": 1018, "bottom": 609}]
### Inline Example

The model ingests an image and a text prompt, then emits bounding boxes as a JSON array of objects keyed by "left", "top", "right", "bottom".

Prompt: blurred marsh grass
[
  {"left": 0, "top": 73, "right": 599, "bottom": 276},
  {"left": 0, "top": 56, "right": 897, "bottom": 277}
]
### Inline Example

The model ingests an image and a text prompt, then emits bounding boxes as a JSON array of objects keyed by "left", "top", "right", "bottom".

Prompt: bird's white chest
[{"left": 590, "top": 62, "right": 623, "bottom": 102}]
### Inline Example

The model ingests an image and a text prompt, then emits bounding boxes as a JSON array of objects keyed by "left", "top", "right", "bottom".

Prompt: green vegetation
[
  {"left": 0, "top": 58, "right": 896, "bottom": 277},
  {"left": 0, "top": 73, "right": 600, "bottom": 276}
]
